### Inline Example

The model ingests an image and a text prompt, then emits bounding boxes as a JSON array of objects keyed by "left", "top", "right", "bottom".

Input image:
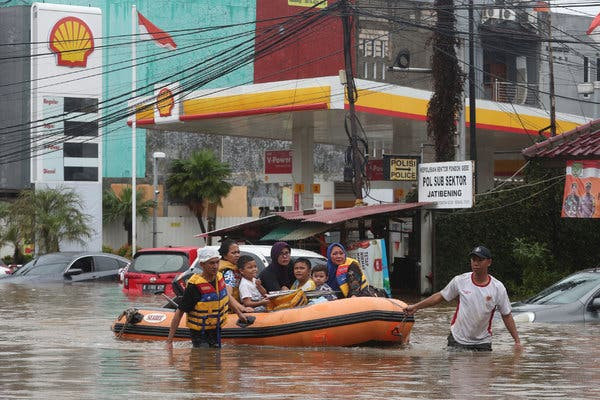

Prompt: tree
[
  {"left": 12, "top": 187, "right": 92, "bottom": 254},
  {"left": 427, "top": 0, "right": 464, "bottom": 161},
  {"left": 166, "top": 150, "right": 232, "bottom": 243},
  {"left": 102, "top": 186, "right": 154, "bottom": 246},
  {"left": 0, "top": 202, "right": 27, "bottom": 263}
]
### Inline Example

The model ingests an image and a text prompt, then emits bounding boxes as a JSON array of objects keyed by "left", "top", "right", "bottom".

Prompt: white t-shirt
[
  {"left": 440, "top": 272, "right": 512, "bottom": 345},
  {"left": 239, "top": 277, "right": 263, "bottom": 301}
]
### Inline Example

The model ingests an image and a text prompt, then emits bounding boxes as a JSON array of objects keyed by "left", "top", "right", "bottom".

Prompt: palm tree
[
  {"left": 12, "top": 187, "right": 92, "bottom": 254},
  {"left": 166, "top": 150, "right": 232, "bottom": 241},
  {"left": 103, "top": 186, "right": 154, "bottom": 246}
]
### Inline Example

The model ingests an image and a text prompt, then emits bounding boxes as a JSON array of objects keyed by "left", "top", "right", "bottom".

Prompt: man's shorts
[
  {"left": 190, "top": 329, "right": 220, "bottom": 348},
  {"left": 447, "top": 333, "right": 492, "bottom": 351}
]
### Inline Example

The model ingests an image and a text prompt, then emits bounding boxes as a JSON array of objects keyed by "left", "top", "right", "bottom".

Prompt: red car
[{"left": 122, "top": 247, "right": 198, "bottom": 296}]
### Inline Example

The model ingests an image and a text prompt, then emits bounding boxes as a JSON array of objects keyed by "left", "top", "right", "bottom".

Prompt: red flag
[
  {"left": 137, "top": 12, "right": 177, "bottom": 50},
  {"left": 587, "top": 12, "right": 600, "bottom": 35}
]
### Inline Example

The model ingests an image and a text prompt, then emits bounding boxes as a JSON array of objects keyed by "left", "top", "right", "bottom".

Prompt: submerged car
[
  {"left": 0, "top": 252, "right": 130, "bottom": 283},
  {"left": 123, "top": 247, "right": 199, "bottom": 296},
  {"left": 511, "top": 268, "right": 600, "bottom": 323}
]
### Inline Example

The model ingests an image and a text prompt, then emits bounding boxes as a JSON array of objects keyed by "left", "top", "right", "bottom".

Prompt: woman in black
[{"left": 258, "top": 241, "right": 294, "bottom": 292}]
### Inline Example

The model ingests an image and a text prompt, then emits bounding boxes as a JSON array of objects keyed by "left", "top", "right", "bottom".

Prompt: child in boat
[
  {"left": 237, "top": 255, "right": 270, "bottom": 312},
  {"left": 310, "top": 264, "right": 337, "bottom": 301},
  {"left": 290, "top": 257, "right": 316, "bottom": 291}
]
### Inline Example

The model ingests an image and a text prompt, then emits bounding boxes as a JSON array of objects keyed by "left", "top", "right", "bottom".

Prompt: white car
[{"left": 190, "top": 245, "right": 327, "bottom": 272}]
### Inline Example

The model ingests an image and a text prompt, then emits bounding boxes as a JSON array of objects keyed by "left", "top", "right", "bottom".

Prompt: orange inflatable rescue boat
[{"left": 112, "top": 296, "right": 413, "bottom": 347}]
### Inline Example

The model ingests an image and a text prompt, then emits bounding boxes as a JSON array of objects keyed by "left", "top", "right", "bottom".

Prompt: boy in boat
[
  {"left": 238, "top": 255, "right": 270, "bottom": 312},
  {"left": 290, "top": 257, "right": 316, "bottom": 291},
  {"left": 167, "top": 248, "right": 245, "bottom": 348},
  {"left": 310, "top": 264, "right": 337, "bottom": 301}
]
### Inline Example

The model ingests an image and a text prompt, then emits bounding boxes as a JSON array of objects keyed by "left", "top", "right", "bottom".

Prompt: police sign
[
  {"left": 383, "top": 155, "right": 418, "bottom": 181},
  {"left": 418, "top": 161, "right": 475, "bottom": 209}
]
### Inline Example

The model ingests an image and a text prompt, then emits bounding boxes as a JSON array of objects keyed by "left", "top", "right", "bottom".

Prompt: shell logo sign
[
  {"left": 156, "top": 87, "right": 175, "bottom": 117},
  {"left": 49, "top": 17, "right": 95, "bottom": 68}
]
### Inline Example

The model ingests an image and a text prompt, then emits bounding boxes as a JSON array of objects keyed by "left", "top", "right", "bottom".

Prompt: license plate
[{"left": 142, "top": 284, "right": 165, "bottom": 293}]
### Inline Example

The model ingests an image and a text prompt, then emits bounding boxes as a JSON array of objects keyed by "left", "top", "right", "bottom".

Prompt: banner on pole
[{"left": 561, "top": 160, "right": 599, "bottom": 218}]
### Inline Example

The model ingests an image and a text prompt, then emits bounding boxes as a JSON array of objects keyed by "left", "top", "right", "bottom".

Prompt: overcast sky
[{"left": 555, "top": 1, "right": 600, "bottom": 17}]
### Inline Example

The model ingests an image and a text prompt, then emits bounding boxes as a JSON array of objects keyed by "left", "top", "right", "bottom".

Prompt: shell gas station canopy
[{"left": 132, "top": 75, "right": 587, "bottom": 156}]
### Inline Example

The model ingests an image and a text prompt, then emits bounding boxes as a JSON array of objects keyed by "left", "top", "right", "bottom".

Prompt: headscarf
[
  {"left": 268, "top": 241, "right": 293, "bottom": 288},
  {"left": 326, "top": 242, "right": 347, "bottom": 291}
]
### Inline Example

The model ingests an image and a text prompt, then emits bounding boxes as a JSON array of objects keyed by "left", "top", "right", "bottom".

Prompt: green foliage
[
  {"left": 102, "top": 186, "right": 155, "bottom": 245},
  {"left": 166, "top": 150, "right": 233, "bottom": 234},
  {"left": 11, "top": 188, "right": 92, "bottom": 254},
  {"left": 102, "top": 245, "right": 114, "bottom": 254},
  {"left": 434, "top": 161, "right": 600, "bottom": 298},
  {"left": 508, "top": 238, "right": 562, "bottom": 299},
  {"left": 426, "top": 0, "right": 464, "bottom": 161}
]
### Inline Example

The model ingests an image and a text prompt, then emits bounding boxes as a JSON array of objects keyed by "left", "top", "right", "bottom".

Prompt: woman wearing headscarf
[
  {"left": 259, "top": 241, "right": 295, "bottom": 292},
  {"left": 326, "top": 242, "right": 368, "bottom": 298},
  {"left": 218, "top": 239, "right": 253, "bottom": 313},
  {"left": 327, "top": 242, "right": 387, "bottom": 298}
]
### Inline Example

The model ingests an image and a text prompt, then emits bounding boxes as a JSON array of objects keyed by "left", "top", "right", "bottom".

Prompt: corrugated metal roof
[
  {"left": 260, "top": 223, "right": 330, "bottom": 241},
  {"left": 198, "top": 202, "right": 431, "bottom": 240},
  {"left": 195, "top": 215, "right": 277, "bottom": 238},
  {"left": 276, "top": 202, "right": 431, "bottom": 224},
  {"left": 522, "top": 119, "right": 600, "bottom": 159}
]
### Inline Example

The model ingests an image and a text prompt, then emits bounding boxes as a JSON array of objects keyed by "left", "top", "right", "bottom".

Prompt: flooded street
[{"left": 1, "top": 282, "right": 599, "bottom": 399}]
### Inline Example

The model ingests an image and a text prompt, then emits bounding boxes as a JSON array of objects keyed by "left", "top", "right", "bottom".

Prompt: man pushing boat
[
  {"left": 167, "top": 247, "right": 247, "bottom": 348},
  {"left": 405, "top": 246, "right": 522, "bottom": 351}
]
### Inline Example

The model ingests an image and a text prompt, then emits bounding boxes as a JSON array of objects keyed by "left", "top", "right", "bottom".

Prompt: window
[
  {"left": 94, "top": 256, "right": 119, "bottom": 272},
  {"left": 69, "top": 257, "right": 94, "bottom": 274}
]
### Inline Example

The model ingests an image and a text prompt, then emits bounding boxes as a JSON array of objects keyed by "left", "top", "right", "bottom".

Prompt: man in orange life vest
[{"left": 167, "top": 248, "right": 243, "bottom": 348}]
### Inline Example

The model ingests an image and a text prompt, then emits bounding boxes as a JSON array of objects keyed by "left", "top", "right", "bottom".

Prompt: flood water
[{"left": 1, "top": 282, "right": 599, "bottom": 399}]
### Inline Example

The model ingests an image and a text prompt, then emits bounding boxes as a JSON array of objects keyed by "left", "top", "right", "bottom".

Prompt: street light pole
[{"left": 152, "top": 151, "right": 166, "bottom": 248}]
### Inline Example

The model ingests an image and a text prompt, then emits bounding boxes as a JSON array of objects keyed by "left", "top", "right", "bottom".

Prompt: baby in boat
[
  {"left": 310, "top": 264, "right": 337, "bottom": 302},
  {"left": 237, "top": 255, "right": 269, "bottom": 312}
]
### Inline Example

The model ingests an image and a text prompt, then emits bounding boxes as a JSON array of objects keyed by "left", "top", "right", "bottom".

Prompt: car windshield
[
  {"left": 525, "top": 271, "right": 600, "bottom": 305},
  {"left": 12, "top": 255, "right": 71, "bottom": 276},
  {"left": 130, "top": 253, "right": 189, "bottom": 274}
]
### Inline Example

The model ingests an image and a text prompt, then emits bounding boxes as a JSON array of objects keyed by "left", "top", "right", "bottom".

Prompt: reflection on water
[{"left": 0, "top": 282, "right": 599, "bottom": 399}]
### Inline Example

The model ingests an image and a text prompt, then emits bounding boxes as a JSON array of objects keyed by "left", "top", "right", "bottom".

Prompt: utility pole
[
  {"left": 547, "top": 10, "right": 557, "bottom": 136},
  {"left": 341, "top": 0, "right": 364, "bottom": 205},
  {"left": 468, "top": 0, "right": 477, "bottom": 172}
]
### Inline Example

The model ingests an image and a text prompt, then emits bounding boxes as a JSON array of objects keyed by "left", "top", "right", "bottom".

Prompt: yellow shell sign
[
  {"left": 156, "top": 88, "right": 175, "bottom": 117},
  {"left": 49, "top": 17, "right": 94, "bottom": 68}
]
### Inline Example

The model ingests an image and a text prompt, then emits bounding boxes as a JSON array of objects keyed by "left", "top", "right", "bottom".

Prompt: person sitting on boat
[
  {"left": 258, "top": 241, "right": 295, "bottom": 292},
  {"left": 310, "top": 264, "right": 337, "bottom": 301},
  {"left": 237, "top": 255, "right": 269, "bottom": 312},
  {"left": 167, "top": 248, "right": 245, "bottom": 348},
  {"left": 290, "top": 257, "right": 316, "bottom": 291},
  {"left": 218, "top": 239, "right": 254, "bottom": 313},
  {"left": 326, "top": 242, "right": 388, "bottom": 298}
]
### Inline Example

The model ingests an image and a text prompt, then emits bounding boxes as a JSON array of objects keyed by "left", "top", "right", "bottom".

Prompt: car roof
[
  {"left": 134, "top": 247, "right": 197, "bottom": 256},
  {"left": 199, "top": 245, "right": 325, "bottom": 259},
  {"left": 34, "top": 252, "right": 130, "bottom": 263}
]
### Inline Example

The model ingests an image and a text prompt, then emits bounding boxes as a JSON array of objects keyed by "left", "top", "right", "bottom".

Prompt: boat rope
[
  {"left": 384, "top": 298, "right": 410, "bottom": 341},
  {"left": 115, "top": 307, "right": 143, "bottom": 338}
]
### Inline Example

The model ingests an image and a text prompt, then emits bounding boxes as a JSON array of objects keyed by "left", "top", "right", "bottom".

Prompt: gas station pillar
[{"left": 292, "top": 122, "right": 314, "bottom": 210}]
